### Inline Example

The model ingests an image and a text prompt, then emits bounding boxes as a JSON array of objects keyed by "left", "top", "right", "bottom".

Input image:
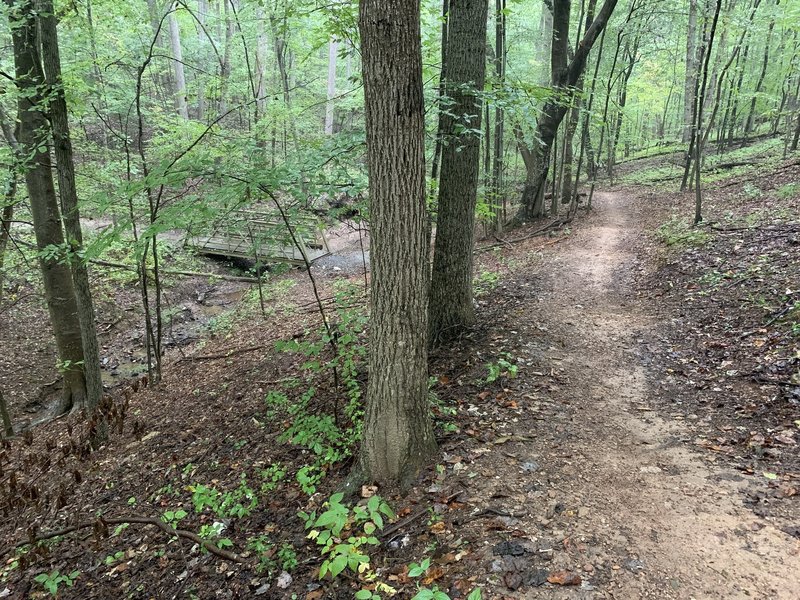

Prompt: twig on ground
[{"left": 0, "top": 515, "right": 247, "bottom": 563}]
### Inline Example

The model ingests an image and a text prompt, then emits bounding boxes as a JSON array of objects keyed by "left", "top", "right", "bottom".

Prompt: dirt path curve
[{"left": 484, "top": 191, "right": 800, "bottom": 598}]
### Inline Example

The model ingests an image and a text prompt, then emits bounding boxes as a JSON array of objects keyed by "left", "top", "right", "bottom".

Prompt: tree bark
[
  {"left": 359, "top": 0, "right": 437, "bottom": 487},
  {"left": 38, "top": 0, "right": 104, "bottom": 411},
  {"left": 429, "top": 0, "right": 489, "bottom": 344},
  {"left": 6, "top": 0, "right": 88, "bottom": 413}
]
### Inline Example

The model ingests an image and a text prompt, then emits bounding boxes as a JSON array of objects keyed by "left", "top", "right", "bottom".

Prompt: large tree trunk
[
  {"left": 359, "top": 0, "right": 437, "bottom": 488},
  {"left": 682, "top": 0, "right": 699, "bottom": 143},
  {"left": 517, "top": 0, "right": 618, "bottom": 221},
  {"left": 6, "top": 0, "right": 88, "bottom": 413},
  {"left": 38, "top": 0, "right": 104, "bottom": 411},
  {"left": 428, "top": 0, "right": 488, "bottom": 344},
  {"left": 168, "top": 2, "right": 189, "bottom": 119}
]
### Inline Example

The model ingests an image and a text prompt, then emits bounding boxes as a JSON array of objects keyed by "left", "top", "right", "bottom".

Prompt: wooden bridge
[{"left": 186, "top": 209, "right": 331, "bottom": 265}]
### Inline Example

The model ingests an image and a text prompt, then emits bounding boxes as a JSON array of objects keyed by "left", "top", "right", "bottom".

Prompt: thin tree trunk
[
  {"left": 744, "top": 0, "right": 777, "bottom": 137},
  {"left": 197, "top": 0, "right": 209, "bottom": 120},
  {"left": 270, "top": 10, "right": 299, "bottom": 153},
  {"left": 0, "top": 390, "right": 12, "bottom": 438},
  {"left": 683, "top": 0, "right": 699, "bottom": 143},
  {"left": 0, "top": 106, "right": 19, "bottom": 309},
  {"left": 430, "top": 0, "right": 450, "bottom": 185},
  {"left": 220, "top": 0, "right": 233, "bottom": 114},
  {"left": 6, "top": 0, "right": 88, "bottom": 413},
  {"left": 325, "top": 37, "right": 338, "bottom": 134},
  {"left": 694, "top": 0, "right": 723, "bottom": 223},
  {"left": 168, "top": 2, "right": 189, "bottom": 119},
  {"left": 39, "top": 0, "right": 104, "bottom": 411},
  {"left": 256, "top": 7, "right": 268, "bottom": 120},
  {"left": 491, "top": 0, "right": 506, "bottom": 230},
  {"left": 429, "top": 0, "right": 488, "bottom": 344},
  {"left": 516, "top": 0, "right": 618, "bottom": 222},
  {"left": 358, "top": 0, "right": 436, "bottom": 487},
  {"left": 608, "top": 33, "right": 640, "bottom": 184}
]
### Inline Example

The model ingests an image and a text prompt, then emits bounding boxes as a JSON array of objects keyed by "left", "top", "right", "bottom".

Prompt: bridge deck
[{"left": 186, "top": 209, "right": 331, "bottom": 265}]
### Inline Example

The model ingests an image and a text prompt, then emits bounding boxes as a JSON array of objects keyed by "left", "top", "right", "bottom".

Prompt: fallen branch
[
  {"left": 91, "top": 259, "right": 260, "bottom": 283},
  {"left": 176, "top": 344, "right": 266, "bottom": 362},
  {"left": 0, "top": 515, "right": 246, "bottom": 563},
  {"left": 475, "top": 219, "right": 566, "bottom": 253}
]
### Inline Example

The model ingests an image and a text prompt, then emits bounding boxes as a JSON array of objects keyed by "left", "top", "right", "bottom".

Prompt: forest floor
[{"left": 1, "top": 152, "right": 799, "bottom": 599}]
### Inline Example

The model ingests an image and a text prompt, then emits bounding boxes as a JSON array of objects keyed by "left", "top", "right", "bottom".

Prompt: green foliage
[
  {"left": 268, "top": 283, "right": 368, "bottom": 494},
  {"left": 161, "top": 509, "right": 188, "bottom": 528},
  {"left": 742, "top": 182, "right": 762, "bottom": 199},
  {"left": 657, "top": 216, "right": 710, "bottom": 247},
  {"left": 485, "top": 353, "right": 519, "bottom": 384},
  {"left": 299, "top": 492, "right": 393, "bottom": 581},
  {"left": 776, "top": 182, "right": 799, "bottom": 199},
  {"left": 33, "top": 570, "right": 80, "bottom": 597},
  {"left": 189, "top": 474, "right": 258, "bottom": 519},
  {"left": 473, "top": 269, "right": 500, "bottom": 296},
  {"left": 411, "top": 586, "right": 483, "bottom": 600}
]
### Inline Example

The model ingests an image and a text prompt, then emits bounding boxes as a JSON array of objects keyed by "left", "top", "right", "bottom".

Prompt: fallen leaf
[
  {"left": 422, "top": 566, "right": 445, "bottom": 585},
  {"left": 430, "top": 521, "right": 446, "bottom": 534},
  {"left": 547, "top": 571, "right": 581, "bottom": 586},
  {"left": 361, "top": 485, "right": 378, "bottom": 498}
]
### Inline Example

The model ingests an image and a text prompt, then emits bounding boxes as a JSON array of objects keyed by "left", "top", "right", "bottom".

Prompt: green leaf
[
  {"left": 329, "top": 553, "right": 348, "bottom": 578},
  {"left": 466, "top": 589, "right": 482, "bottom": 600},
  {"left": 355, "top": 591, "right": 374, "bottom": 599}
]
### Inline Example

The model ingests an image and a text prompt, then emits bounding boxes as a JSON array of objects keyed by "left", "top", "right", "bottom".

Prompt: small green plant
[
  {"left": 277, "top": 543, "right": 298, "bottom": 571},
  {"left": 742, "top": 182, "right": 763, "bottom": 199},
  {"left": 259, "top": 463, "right": 287, "bottom": 493},
  {"left": 33, "top": 570, "right": 80, "bottom": 597},
  {"left": 412, "top": 587, "right": 483, "bottom": 600},
  {"left": 55, "top": 359, "right": 83, "bottom": 374},
  {"left": 300, "top": 492, "right": 394, "bottom": 581},
  {"left": 161, "top": 509, "right": 188, "bottom": 528},
  {"left": 104, "top": 551, "right": 125, "bottom": 565},
  {"left": 485, "top": 353, "right": 518, "bottom": 384},
  {"left": 473, "top": 269, "right": 500, "bottom": 296},
  {"left": 429, "top": 379, "right": 458, "bottom": 434},
  {"left": 776, "top": 182, "right": 800, "bottom": 199},
  {"left": 656, "top": 216, "right": 710, "bottom": 247},
  {"left": 190, "top": 474, "right": 258, "bottom": 518}
]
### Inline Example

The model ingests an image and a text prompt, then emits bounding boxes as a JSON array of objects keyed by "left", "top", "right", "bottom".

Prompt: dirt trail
[{"left": 490, "top": 191, "right": 800, "bottom": 598}]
